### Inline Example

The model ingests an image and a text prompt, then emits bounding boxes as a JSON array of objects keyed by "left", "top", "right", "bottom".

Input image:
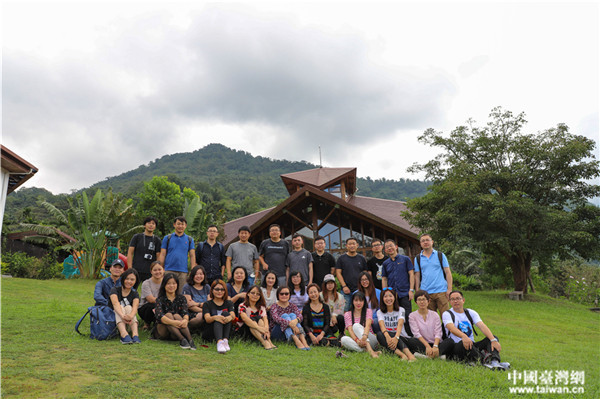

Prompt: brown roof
[
  {"left": 348, "top": 196, "right": 417, "bottom": 237},
  {"left": 223, "top": 207, "right": 274, "bottom": 246},
  {"left": 280, "top": 167, "right": 356, "bottom": 195},
  {"left": 1, "top": 145, "right": 39, "bottom": 194}
]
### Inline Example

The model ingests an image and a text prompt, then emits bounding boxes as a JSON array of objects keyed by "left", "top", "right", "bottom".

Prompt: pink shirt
[
  {"left": 408, "top": 309, "right": 442, "bottom": 343},
  {"left": 344, "top": 308, "right": 374, "bottom": 334}
]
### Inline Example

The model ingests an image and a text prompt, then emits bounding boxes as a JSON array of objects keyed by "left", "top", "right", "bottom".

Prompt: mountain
[{"left": 3, "top": 144, "right": 430, "bottom": 225}]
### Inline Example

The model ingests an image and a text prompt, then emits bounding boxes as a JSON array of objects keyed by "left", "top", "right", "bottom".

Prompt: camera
[{"left": 144, "top": 254, "right": 153, "bottom": 260}]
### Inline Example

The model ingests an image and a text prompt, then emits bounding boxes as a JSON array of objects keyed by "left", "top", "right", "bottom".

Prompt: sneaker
[
  {"left": 414, "top": 352, "right": 428, "bottom": 359},
  {"left": 131, "top": 336, "right": 141, "bottom": 344},
  {"left": 120, "top": 335, "right": 133, "bottom": 344},
  {"left": 223, "top": 339, "right": 231, "bottom": 352},
  {"left": 484, "top": 360, "right": 507, "bottom": 371},
  {"left": 217, "top": 340, "right": 226, "bottom": 354},
  {"left": 499, "top": 362, "right": 511, "bottom": 370},
  {"left": 180, "top": 338, "right": 191, "bottom": 349},
  {"left": 189, "top": 340, "right": 197, "bottom": 351},
  {"left": 439, "top": 355, "right": 447, "bottom": 360}
]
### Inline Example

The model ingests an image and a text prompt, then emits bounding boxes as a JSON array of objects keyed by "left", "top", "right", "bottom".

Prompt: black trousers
[{"left": 441, "top": 336, "right": 501, "bottom": 362}]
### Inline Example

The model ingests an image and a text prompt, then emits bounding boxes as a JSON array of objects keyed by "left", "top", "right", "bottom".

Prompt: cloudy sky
[{"left": 3, "top": 1, "right": 599, "bottom": 198}]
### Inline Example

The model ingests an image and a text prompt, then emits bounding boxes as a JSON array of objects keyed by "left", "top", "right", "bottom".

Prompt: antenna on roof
[{"left": 319, "top": 146, "right": 322, "bottom": 168}]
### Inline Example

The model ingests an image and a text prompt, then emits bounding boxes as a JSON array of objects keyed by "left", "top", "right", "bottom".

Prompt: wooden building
[{"left": 223, "top": 167, "right": 421, "bottom": 258}]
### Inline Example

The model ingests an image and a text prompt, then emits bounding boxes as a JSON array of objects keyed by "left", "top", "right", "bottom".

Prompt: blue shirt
[
  {"left": 162, "top": 233, "right": 195, "bottom": 273},
  {"left": 94, "top": 277, "right": 121, "bottom": 306},
  {"left": 382, "top": 254, "right": 414, "bottom": 297},
  {"left": 414, "top": 249, "right": 449, "bottom": 294}
]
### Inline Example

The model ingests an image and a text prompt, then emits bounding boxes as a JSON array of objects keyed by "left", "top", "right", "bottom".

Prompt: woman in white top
[
  {"left": 138, "top": 261, "right": 163, "bottom": 328},
  {"left": 261, "top": 271, "right": 278, "bottom": 310},
  {"left": 376, "top": 288, "right": 416, "bottom": 361}
]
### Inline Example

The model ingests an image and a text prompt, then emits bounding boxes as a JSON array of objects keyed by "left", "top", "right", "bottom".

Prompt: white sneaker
[
  {"left": 439, "top": 355, "right": 447, "bottom": 360},
  {"left": 224, "top": 339, "right": 231, "bottom": 352},
  {"left": 217, "top": 340, "right": 226, "bottom": 354},
  {"left": 414, "top": 352, "right": 428, "bottom": 359}
]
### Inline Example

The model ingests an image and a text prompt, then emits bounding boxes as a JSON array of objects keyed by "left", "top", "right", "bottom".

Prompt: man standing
[
  {"left": 335, "top": 237, "right": 367, "bottom": 311},
  {"left": 127, "top": 216, "right": 162, "bottom": 283},
  {"left": 440, "top": 290, "right": 509, "bottom": 369},
  {"left": 367, "top": 238, "right": 388, "bottom": 290},
  {"left": 311, "top": 236, "right": 335, "bottom": 287},
  {"left": 94, "top": 259, "right": 124, "bottom": 306},
  {"left": 285, "top": 234, "right": 313, "bottom": 284},
  {"left": 381, "top": 239, "right": 415, "bottom": 335},
  {"left": 226, "top": 226, "right": 259, "bottom": 285},
  {"left": 414, "top": 234, "right": 453, "bottom": 315},
  {"left": 159, "top": 216, "right": 196, "bottom": 293},
  {"left": 195, "top": 225, "right": 226, "bottom": 285},
  {"left": 258, "top": 224, "right": 290, "bottom": 287}
]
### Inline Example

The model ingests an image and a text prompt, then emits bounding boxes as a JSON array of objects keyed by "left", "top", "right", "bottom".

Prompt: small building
[
  {"left": 223, "top": 167, "right": 421, "bottom": 258},
  {"left": 1, "top": 145, "right": 38, "bottom": 228}
]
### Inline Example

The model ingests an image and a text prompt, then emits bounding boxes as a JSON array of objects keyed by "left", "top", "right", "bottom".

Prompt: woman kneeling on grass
[
  {"left": 154, "top": 273, "right": 196, "bottom": 350},
  {"left": 138, "top": 261, "right": 163, "bottom": 329},
  {"left": 182, "top": 266, "right": 210, "bottom": 332},
  {"left": 302, "top": 283, "right": 333, "bottom": 346},
  {"left": 110, "top": 268, "right": 141, "bottom": 344},
  {"left": 237, "top": 286, "right": 276, "bottom": 349},
  {"left": 376, "top": 288, "right": 416, "bottom": 361},
  {"left": 340, "top": 291, "right": 381, "bottom": 358},
  {"left": 320, "top": 274, "right": 345, "bottom": 334},
  {"left": 270, "top": 286, "right": 310, "bottom": 350},
  {"left": 202, "top": 280, "right": 235, "bottom": 354},
  {"left": 407, "top": 290, "right": 444, "bottom": 359}
]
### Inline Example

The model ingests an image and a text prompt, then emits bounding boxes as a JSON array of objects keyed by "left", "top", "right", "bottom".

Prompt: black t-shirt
[
  {"left": 258, "top": 239, "right": 290, "bottom": 276},
  {"left": 202, "top": 300, "right": 235, "bottom": 317},
  {"left": 335, "top": 253, "right": 367, "bottom": 292},
  {"left": 312, "top": 251, "right": 336, "bottom": 286},
  {"left": 129, "top": 233, "right": 162, "bottom": 274},
  {"left": 109, "top": 286, "right": 139, "bottom": 309},
  {"left": 367, "top": 255, "right": 389, "bottom": 290}
]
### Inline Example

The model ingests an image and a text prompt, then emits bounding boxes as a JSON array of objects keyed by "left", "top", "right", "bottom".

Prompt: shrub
[
  {"left": 1, "top": 251, "right": 64, "bottom": 280},
  {"left": 452, "top": 272, "right": 483, "bottom": 291},
  {"left": 546, "top": 259, "right": 600, "bottom": 306}
]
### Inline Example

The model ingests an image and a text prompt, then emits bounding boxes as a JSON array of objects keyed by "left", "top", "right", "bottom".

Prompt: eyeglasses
[
  {"left": 279, "top": 292, "right": 290, "bottom": 296},
  {"left": 372, "top": 243, "right": 382, "bottom": 247},
  {"left": 248, "top": 291, "right": 260, "bottom": 296},
  {"left": 213, "top": 287, "right": 225, "bottom": 292},
  {"left": 449, "top": 297, "right": 462, "bottom": 302},
  {"left": 416, "top": 298, "right": 428, "bottom": 302}
]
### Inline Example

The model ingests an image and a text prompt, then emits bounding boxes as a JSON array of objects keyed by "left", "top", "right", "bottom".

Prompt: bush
[
  {"left": 1, "top": 251, "right": 64, "bottom": 280},
  {"left": 452, "top": 272, "right": 483, "bottom": 291},
  {"left": 546, "top": 259, "right": 600, "bottom": 306}
]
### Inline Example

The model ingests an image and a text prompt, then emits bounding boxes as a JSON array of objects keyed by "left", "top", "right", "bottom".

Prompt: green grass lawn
[{"left": 1, "top": 278, "right": 599, "bottom": 398}]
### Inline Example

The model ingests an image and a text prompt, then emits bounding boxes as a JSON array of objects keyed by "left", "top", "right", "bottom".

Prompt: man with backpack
[
  {"left": 93, "top": 259, "right": 124, "bottom": 306},
  {"left": 414, "top": 234, "right": 453, "bottom": 315},
  {"left": 127, "top": 216, "right": 162, "bottom": 283},
  {"left": 440, "top": 290, "right": 509, "bottom": 370},
  {"left": 159, "top": 216, "right": 196, "bottom": 293},
  {"left": 195, "top": 225, "right": 225, "bottom": 285}
]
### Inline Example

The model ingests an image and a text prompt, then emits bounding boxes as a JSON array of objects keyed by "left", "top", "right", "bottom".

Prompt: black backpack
[
  {"left": 444, "top": 308, "right": 479, "bottom": 337},
  {"left": 415, "top": 251, "right": 446, "bottom": 280}
]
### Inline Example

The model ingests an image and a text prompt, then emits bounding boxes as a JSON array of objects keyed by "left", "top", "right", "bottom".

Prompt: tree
[
  {"left": 23, "top": 188, "right": 139, "bottom": 278},
  {"left": 404, "top": 107, "right": 600, "bottom": 293},
  {"left": 136, "top": 176, "right": 185, "bottom": 235}
]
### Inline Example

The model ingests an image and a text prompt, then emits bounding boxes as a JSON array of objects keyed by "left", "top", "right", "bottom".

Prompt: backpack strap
[
  {"left": 465, "top": 309, "right": 479, "bottom": 336},
  {"left": 438, "top": 251, "right": 447, "bottom": 281},
  {"left": 75, "top": 308, "right": 92, "bottom": 336},
  {"left": 165, "top": 234, "right": 172, "bottom": 252}
]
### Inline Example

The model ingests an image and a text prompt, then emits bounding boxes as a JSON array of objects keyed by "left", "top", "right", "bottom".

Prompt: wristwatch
[{"left": 433, "top": 344, "right": 439, "bottom": 348}]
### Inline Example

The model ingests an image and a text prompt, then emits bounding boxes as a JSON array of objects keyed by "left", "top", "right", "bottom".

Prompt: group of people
[{"left": 92, "top": 217, "right": 509, "bottom": 369}]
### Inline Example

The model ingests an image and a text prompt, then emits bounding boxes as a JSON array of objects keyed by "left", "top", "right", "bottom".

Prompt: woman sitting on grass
[
  {"left": 182, "top": 266, "right": 210, "bottom": 332},
  {"left": 237, "top": 285, "right": 276, "bottom": 349},
  {"left": 376, "top": 288, "right": 416, "bottom": 361},
  {"left": 356, "top": 271, "right": 381, "bottom": 333},
  {"left": 203, "top": 279, "right": 235, "bottom": 354},
  {"left": 320, "top": 274, "right": 345, "bottom": 334},
  {"left": 340, "top": 291, "right": 381, "bottom": 358},
  {"left": 302, "top": 283, "right": 333, "bottom": 346},
  {"left": 288, "top": 272, "right": 309, "bottom": 310},
  {"left": 227, "top": 266, "right": 250, "bottom": 315},
  {"left": 109, "top": 268, "right": 141, "bottom": 344},
  {"left": 261, "top": 271, "right": 278, "bottom": 310},
  {"left": 154, "top": 273, "right": 196, "bottom": 350},
  {"left": 138, "top": 261, "right": 163, "bottom": 329},
  {"left": 270, "top": 286, "right": 310, "bottom": 350},
  {"left": 408, "top": 290, "right": 443, "bottom": 359}
]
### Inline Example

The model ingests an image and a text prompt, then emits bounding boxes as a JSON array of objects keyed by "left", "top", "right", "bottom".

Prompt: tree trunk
[{"left": 509, "top": 253, "right": 529, "bottom": 294}]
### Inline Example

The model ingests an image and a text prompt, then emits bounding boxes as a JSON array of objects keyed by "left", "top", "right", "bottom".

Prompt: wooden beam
[
  {"left": 282, "top": 209, "right": 312, "bottom": 230},
  {"left": 317, "top": 204, "right": 339, "bottom": 231}
]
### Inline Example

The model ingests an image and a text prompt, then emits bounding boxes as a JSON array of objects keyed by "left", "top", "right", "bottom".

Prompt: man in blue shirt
[
  {"left": 159, "top": 216, "right": 196, "bottom": 293},
  {"left": 414, "top": 234, "right": 453, "bottom": 315},
  {"left": 195, "top": 224, "right": 225, "bottom": 285},
  {"left": 93, "top": 259, "right": 124, "bottom": 306},
  {"left": 381, "top": 239, "right": 415, "bottom": 335}
]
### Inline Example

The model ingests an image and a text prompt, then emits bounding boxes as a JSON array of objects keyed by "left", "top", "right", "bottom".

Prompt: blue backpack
[{"left": 75, "top": 306, "right": 118, "bottom": 340}]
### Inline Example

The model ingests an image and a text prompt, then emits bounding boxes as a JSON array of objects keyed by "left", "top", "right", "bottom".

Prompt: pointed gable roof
[{"left": 280, "top": 167, "right": 356, "bottom": 195}]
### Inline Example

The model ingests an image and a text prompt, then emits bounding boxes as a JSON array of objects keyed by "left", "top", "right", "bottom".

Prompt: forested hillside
[{"left": 3, "top": 144, "right": 429, "bottom": 225}]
